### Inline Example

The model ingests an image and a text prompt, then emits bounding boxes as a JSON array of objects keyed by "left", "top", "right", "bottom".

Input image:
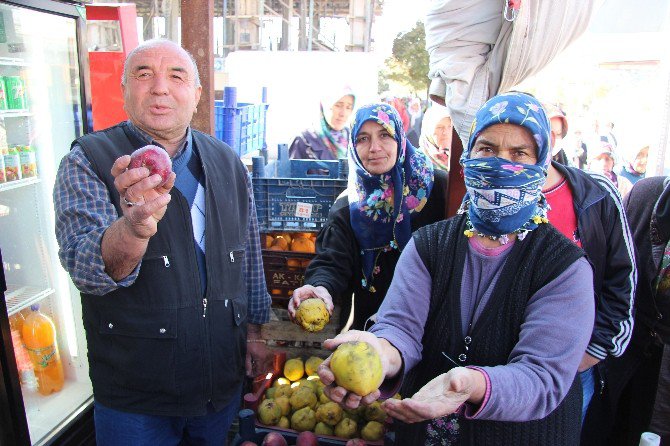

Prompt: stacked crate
[{"left": 252, "top": 146, "right": 348, "bottom": 307}]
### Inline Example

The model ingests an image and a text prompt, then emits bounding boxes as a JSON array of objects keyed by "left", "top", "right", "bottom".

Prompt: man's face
[{"left": 122, "top": 43, "right": 202, "bottom": 142}]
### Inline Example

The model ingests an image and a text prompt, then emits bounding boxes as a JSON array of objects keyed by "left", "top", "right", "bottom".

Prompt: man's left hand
[{"left": 246, "top": 323, "right": 272, "bottom": 378}]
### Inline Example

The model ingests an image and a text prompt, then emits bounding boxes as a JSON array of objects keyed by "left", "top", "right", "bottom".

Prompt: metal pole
[
  {"left": 223, "top": 0, "right": 227, "bottom": 52},
  {"left": 308, "top": 0, "right": 314, "bottom": 51}
]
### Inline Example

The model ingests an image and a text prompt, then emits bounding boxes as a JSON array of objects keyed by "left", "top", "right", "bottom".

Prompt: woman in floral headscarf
[
  {"left": 289, "top": 87, "right": 355, "bottom": 160},
  {"left": 314, "top": 93, "right": 596, "bottom": 446},
  {"left": 288, "top": 103, "right": 448, "bottom": 331}
]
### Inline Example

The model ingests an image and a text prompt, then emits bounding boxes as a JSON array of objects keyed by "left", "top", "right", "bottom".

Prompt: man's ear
[{"left": 550, "top": 132, "right": 556, "bottom": 148}]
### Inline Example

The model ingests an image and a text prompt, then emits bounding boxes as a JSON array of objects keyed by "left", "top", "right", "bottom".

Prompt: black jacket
[
  {"left": 305, "top": 169, "right": 448, "bottom": 330},
  {"left": 623, "top": 176, "right": 670, "bottom": 343},
  {"left": 554, "top": 162, "right": 636, "bottom": 360}
]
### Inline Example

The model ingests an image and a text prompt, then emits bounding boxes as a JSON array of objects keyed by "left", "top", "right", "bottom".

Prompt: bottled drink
[
  {"left": 9, "top": 312, "right": 38, "bottom": 391},
  {"left": 22, "top": 305, "right": 64, "bottom": 395}
]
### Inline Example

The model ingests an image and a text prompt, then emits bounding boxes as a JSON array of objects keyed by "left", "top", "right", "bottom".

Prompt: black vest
[
  {"left": 397, "top": 215, "right": 585, "bottom": 445},
  {"left": 75, "top": 122, "right": 250, "bottom": 416}
]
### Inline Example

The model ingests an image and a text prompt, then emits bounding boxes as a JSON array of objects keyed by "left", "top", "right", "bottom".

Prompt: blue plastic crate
[
  {"left": 252, "top": 148, "right": 348, "bottom": 232},
  {"left": 214, "top": 86, "right": 268, "bottom": 157}
]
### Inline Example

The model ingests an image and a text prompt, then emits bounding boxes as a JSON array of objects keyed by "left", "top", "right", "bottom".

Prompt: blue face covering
[{"left": 460, "top": 92, "right": 552, "bottom": 240}]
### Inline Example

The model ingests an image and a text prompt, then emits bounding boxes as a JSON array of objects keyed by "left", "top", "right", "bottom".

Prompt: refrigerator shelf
[
  {"left": 0, "top": 176, "right": 40, "bottom": 193},
  {"left": 0, "top": 57, "right": 29, "bottom": 67},
  {"left": 4, "top": 284, "right": 55, "bottom": 315},
  {"left": 0, "top": 110, "right": 32, "bottom": 118}
]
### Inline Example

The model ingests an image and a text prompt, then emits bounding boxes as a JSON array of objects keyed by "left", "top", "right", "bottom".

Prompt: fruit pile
[
  {"left": 265, "top": 233, "right": 317, "bottom": 254},
  {"left": 255, "top": 355, "right": 388, "bottom": 444}
]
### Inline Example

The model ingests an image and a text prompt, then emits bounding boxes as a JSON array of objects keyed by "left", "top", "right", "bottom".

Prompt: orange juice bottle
[{"left": 22, "top": 305, "right": 64, "bottom": 395}]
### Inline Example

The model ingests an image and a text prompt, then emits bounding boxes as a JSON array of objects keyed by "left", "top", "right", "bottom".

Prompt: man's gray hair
[{"left": 121, "top": 38, "right": 201, "bottom": 88}]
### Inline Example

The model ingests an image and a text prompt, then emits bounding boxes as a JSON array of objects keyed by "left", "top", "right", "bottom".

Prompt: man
[
  {"left": 53, "top": 39, "right": 271, "bottom": 445},
  {"left": 540, "top": 107, "right": 636, "bottom": 437}
]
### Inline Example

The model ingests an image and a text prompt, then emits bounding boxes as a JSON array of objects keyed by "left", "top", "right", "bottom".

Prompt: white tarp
[{"left": 426, "top": 0, "right": 603, "bottom": 144}]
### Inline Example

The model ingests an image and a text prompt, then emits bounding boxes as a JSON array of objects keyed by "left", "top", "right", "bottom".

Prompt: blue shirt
[{"left": 53, "top": 121, "right": 270, "bottom": 324}]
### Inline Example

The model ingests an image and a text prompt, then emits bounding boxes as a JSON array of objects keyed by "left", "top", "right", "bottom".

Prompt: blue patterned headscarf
[
  {"left": 348, "top": 103, "right": 434, "bottom": 292},
  {"left": 460, "top": 92, "right": 551, "bottom": 240}
]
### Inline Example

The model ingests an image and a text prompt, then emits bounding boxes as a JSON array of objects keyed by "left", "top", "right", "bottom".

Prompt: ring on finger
[{"left": 123, "top": 195, "right": 137, "bottom": 207}]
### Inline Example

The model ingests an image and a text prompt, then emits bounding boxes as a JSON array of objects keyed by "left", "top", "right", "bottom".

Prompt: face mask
[{"left": 462, "top": 156, "right": 548, "bottom": 238}]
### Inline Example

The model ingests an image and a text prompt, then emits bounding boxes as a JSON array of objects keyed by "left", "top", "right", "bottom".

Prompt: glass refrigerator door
[{"left": 0, "top": 3, "right": 92, "bottom": 445}]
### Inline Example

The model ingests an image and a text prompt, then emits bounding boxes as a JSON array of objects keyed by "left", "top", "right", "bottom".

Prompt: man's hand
[
  {"left": 578, "top": 352, "right": 600, "bottom": 372},
  {"left": 316, "top": 330, "right": 401, "bottom": 410},
  {"left": 112, "top": 155, "right": 176, "bottom": 240},
  {"left": 102, "top": 155, "right": 176, "bottom": 281},
  {"left": 287, "top": 285, "right": 334, "bottom": 322},
  {"left": 381, "top": 367, "right": 486, "bottom": 424},
  {"left": 246, "top": 323, "right": 272, "bottom": 378}
]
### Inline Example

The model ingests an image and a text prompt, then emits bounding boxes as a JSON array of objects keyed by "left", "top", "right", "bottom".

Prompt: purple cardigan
[{"left": 370, "top": 237, "right": 594, "bottom": 422}]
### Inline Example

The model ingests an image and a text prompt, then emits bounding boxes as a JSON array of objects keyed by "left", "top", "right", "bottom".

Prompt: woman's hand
[
  {"left": 317, "top": 330, "right": 401, "bottom": 410},
  {"left": 287, "top": 285, "right": 334, "bottom": 322},
  {"left": 381, "top": 367, "right": 486, "bottom": 424}
]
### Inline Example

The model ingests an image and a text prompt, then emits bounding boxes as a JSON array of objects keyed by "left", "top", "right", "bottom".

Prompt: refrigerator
[{"left": 0, "top": 1, "right": 93, "bottom": 445}]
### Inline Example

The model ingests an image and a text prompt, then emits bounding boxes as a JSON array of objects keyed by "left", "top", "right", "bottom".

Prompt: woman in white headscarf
[
  {"left": 289, "top": 86, "right": 355, "bottom": 160},
  {"left": 419, "top": 104, "right": 452, "bottom": 171}
]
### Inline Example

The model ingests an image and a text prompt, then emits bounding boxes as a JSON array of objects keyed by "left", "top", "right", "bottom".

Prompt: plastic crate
[
  {"left": 261, "top": 232, "right": 315, "bottom": 305},
  {"left": 252, "top": 146, "right": 348, "bottom": 233},
  {"left": 214, "top": 86, "right": 269, "bottom": 158}
]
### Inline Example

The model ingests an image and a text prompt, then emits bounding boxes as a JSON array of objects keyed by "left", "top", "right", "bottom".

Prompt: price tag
[{"left": 295, "top": 202, "right": 313, "bottom": 219}]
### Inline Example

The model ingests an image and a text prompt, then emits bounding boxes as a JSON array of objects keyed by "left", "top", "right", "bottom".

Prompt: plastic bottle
[
  {"left": 22, "top": 305, "right": 64, "bottom": 395},
  {"left": 639, "top": 432, "right": 661, "bottom": 446},
  {"left": 9, "top": 312, "right": 38, "bottom": 392}
]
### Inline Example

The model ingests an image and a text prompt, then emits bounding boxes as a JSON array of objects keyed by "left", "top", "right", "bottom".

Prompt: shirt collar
[{"left": 125, "top": 120, "right": 192, "bottom": 160}]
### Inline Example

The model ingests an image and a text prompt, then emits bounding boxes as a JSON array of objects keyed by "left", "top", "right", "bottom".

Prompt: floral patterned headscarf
[
  {"left": 348, "top": 103, "right": 434, "bottom": 291},
  {"left": 460, "top": 92, "right": 551, "bottom": 242}
]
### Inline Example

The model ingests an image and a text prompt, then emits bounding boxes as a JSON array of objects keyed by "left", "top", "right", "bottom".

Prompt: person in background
[
  {"left": 570, "top": 129, "right": 589, "bottom": 169},
  {"left": 540, "top": 101, "right": 636, "bottom": 430},
  {"left": 589, "top": 142, "right": 633, "bottom": 197},
  {"left": 289, "top": 86, "right": 355, "bottom": 160},
  {"left": 406, "top": 97, "right": 424, "bottom": 147},
  {"left": 53, "top": 39, "right": 271, "bottom": 445},
  {"left": 584, "top": 176, "right": 670, "bottom": 445},
  {"left": 316, "top": 92, "right": 594, "bottom": 446},
  {"left": 419, "top": 103, "right": 452, "bottom": 171},
  {"left": 545, "top": 103, "right": 571, "bottom": 166},
  {"left": 287, "top": 102, "right": 448, "bottom": 332},
  {"left": 619, "top": 145, "right": 649, "bottom": 185}
]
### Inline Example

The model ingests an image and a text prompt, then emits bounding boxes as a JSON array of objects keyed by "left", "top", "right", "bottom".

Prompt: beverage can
[
  {"left": 4, "top": 146, "right": 21, "bottom": 181},
  {"left": 22, "top": 305, "right": 65, "bottom": 395},
  {"left": 5, "top": 76, "right": 26, "bottom": 110},
  {"left": 0, "top": 77, "right": 7, "bottom": 110},
  {"left": 0, "top": 154, "right": 5, "bottom": 183},
  {"left": 18, "top": 145, "right": 36, "bottom": 177}
]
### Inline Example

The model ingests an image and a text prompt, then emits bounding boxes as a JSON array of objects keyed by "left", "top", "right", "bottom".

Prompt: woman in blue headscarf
[
  {"left": 314, "top": 93, "right": 596, "bottom": 446},
  {"left": 287, "top": 102, "right": 449, "bottom": 331}
]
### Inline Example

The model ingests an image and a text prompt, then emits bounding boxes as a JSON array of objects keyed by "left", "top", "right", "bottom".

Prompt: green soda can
[
  {"left": 0, "top": 78, "right": 7, "bottom": 110},
  {"left": 5, "top": 76, "right": 26, "bottom": 110}
]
